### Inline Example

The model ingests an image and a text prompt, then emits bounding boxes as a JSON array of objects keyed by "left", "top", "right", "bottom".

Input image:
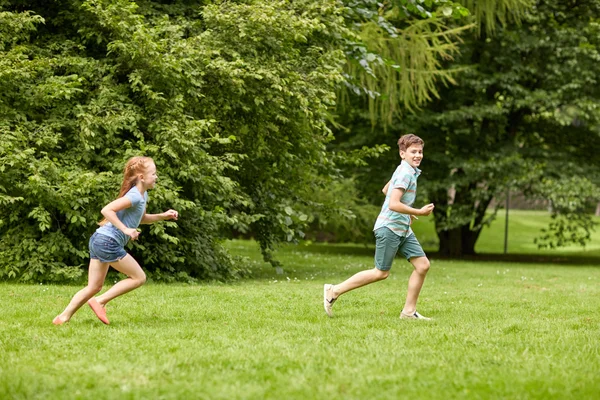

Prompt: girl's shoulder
[{"left": 125, "top": 186, "right": 147, "bottom": 203}]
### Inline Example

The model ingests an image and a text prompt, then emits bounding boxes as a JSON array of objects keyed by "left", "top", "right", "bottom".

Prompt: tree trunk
[
  {"left": 438, "top": 225, "right": 481, "bottom": 256},
  {"left": 432, "top": 182, "right": 493, "bottom": 257}
]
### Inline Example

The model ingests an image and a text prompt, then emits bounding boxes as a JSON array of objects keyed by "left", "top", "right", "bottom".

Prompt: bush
[{"left": 0, "top": 1, "right": 348, "bottom": 281}]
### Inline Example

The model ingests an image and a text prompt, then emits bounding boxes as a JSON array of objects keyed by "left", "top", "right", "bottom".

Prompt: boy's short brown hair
[{"left": 397, "top": 134, "right": 424, "bottom": 151}]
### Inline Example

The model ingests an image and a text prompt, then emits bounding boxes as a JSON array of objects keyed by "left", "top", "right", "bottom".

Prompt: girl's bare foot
[{"left": 52, "top": 315, "right": 69, "bottom": 325}]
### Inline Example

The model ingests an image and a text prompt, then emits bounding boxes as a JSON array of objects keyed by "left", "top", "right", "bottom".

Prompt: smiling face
[
  {"left": 140, "top": 162, "right": 157, "bottom": 189},
  {"left": 400, "top": 144, "right": 423, "bottom": 169}
]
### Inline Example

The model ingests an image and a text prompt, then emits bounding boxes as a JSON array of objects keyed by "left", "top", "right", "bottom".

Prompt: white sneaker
[
  {"left": 323, "top": 284, "right": 337, "bottom": 317},
  {"left": 400, "top": 311, "right": 431, "bottom": 320}
]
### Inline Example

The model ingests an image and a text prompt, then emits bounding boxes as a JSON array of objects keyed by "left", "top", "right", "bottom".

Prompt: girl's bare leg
[
  {"left": 54, "top": 259, "right": 109, "bottom": 323},
  {"left": 93, "top": 254, "right": 146, "bottom": 307}
]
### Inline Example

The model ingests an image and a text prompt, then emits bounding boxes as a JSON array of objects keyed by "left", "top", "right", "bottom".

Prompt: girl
[{"left": 53, "top": 156, "right": 178, "bottom": 325}]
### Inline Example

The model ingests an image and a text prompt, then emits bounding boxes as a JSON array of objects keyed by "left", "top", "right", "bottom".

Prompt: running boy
[{"left": 323, "top": 134, "right": 434, "bottom": 319}]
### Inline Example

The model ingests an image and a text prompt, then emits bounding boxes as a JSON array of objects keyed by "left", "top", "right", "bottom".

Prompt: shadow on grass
[{"left": 430, "top": 252, "right": 600, "bottom": 266}]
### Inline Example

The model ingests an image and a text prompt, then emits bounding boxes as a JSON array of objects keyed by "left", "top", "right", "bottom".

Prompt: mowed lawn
[
  {"left": 414, "top": 209, "right": 600, "bottom": 258},
  {"left": 1, "top": 211, "right": 599, "bottom": 399}
]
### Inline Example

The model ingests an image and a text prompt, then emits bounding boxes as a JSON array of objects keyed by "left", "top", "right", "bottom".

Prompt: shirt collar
[{"left": 401, "top": 160, "right": 421, "bottom": 177}]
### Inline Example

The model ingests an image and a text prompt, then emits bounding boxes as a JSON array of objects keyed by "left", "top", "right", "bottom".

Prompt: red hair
[{"left": 99, "top": 156, "right": 154, "bottom": 226}]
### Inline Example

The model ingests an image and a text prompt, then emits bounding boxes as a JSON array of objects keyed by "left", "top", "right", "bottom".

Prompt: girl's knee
[
  {"left": 88, "top": 284, "right": 103, "bottom": 294},
  {"left": 135, "top": 273, "right": 147, "bottom": 287}
]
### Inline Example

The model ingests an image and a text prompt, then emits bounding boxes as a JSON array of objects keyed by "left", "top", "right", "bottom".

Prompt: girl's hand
[
  {"left": 124, "top": 228, "right": 140, "bottom": 241},
  {"left": 162, "top": 209, "right": 179, "bottom": 221}
]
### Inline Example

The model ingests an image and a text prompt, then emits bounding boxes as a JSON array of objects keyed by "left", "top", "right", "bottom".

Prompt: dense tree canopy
[
  {"left": 0, "top": 0, "right": 351, "bottom": 281},
  {"left": 3, "top": 0, "right": 497, "bottom": 281},
  {"left": 334, "top": 0, "right": 600, "bottom": 255},
  {"left": 3, "top": 0, "right": 597, "bottom": 282}
]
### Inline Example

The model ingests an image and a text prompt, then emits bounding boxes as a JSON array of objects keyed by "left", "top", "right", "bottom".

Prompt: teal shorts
[{"left": 374, "top": 227, "right": 426, "bottom": 271}]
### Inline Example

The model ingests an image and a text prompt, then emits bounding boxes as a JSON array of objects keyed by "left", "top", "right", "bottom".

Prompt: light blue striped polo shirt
[{"left": 374, "top": 160, "right": 421, "bottom": 237}]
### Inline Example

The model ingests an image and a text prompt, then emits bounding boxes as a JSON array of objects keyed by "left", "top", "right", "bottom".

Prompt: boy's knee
[
  {"left": 415, "top": 259, "right": 430, "bottom": 275},
  {"left": 375, "top": 269, "right": 390, "bottom": 280}
]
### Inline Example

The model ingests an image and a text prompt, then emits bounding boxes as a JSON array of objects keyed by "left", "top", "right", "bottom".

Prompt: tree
[
  {"left": 334, "top": 0, "right": 600, "bottom": 256},
  {"left": 340, "top": 0, "right": 472, "bottom": 123},
  {"left": 0, "top": 0, "right": 350, "bottom": 281}
]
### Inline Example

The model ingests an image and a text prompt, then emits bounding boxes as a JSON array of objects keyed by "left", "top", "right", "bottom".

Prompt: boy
[{"left": 323, "top": 134, "right": 435, "bottom": 319}]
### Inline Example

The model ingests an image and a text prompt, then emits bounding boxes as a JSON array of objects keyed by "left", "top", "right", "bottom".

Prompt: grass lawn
[
  {"left": 1, "top": 211, "right": 599, "bottom": 399},
  {"left": 413, "top": 210, "right": 600, "bottom": 258}
]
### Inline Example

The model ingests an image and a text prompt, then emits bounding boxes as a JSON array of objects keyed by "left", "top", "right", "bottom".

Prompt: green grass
[
  {"left": 412, "top": 209, "right": 600, "bottom": 258},
  {"left": 2, "top": 231, "right": 599, "bottom": 399}
]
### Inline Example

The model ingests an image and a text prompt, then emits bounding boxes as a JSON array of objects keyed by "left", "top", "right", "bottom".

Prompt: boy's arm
[
  {"left": 382, "top": 180, "right": 391, "bottom": 195},
  {"left": 140, "top": 209, "right": 178, "bottom": 224},
  {"left": 388, "top": 189, "right": 434, "bottom": 216}
]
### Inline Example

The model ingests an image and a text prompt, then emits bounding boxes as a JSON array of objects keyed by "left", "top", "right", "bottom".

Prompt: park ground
[{"left": 1, "top": 210, "right": 599, "bottom": 399}]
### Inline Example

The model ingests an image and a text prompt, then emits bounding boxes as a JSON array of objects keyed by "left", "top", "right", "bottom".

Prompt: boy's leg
[
  {"left": 401, "top": 256, "right": 430, "bottom": 316},
  {"left": 396, "top": 234, "right": 431, "bottom": 319},
  {"left": 93, "top": 254, "right": 147, "bottom": 307},
  {"left": 324, "top": 227, "right": 398, "bottom": 317},
  {"left": 53, "top": 259, "right": 109, "bottom": 324},
  {"left": 330, "top": 268, "right": 390, "bottom": 298},
  {"left": 324, "top": 268, "right": 390, "bottom": 317}
]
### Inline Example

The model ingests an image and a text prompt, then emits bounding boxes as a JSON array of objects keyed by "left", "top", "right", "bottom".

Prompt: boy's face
[{"left": 400, "top": 144, "right": 423, "bottom": 169}]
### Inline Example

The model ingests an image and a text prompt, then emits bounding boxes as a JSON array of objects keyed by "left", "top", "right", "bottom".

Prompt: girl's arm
[
  {"left": 382, "top": 180, "right": 391, "bottom": 195},
  {"left": 101, "top": 197, "right": 139, "bottom": 239},
  {"left": 388, "top": 188, "right": 435, "bottom": 216},
  {"left": 140, "top": 209, "right": 178, "bottom": 224}
]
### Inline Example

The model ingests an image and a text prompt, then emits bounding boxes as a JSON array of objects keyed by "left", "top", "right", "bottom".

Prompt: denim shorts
[
  {"left": 374, "top": 227, "right": 426, "bottom": 271},
  {"left": 89, "top": 232, "right": 127, "bottom": 263}
]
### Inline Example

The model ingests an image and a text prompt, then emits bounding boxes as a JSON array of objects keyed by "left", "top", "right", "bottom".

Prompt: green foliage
[
  {"left": 300, "top": 178, "right": 380, "bottom": 244},
  {"left": 0, "top": 0, "right": 349, "bottom": 281},
  {"left": 423, "top": 0, "right": 600, "bottom": 252},
  {"left": 345, "top": 19, "right": 472, "bottom": 122},
  {"left": 0, "top": 10, "right": 43, "bottom": 49},
  {"left": 339, "top": 0, "right": 535, "bottom": 123},
  {"left": 341, "top": 0, "right": 474, "bottom": 123},
  {"left": 331, "top": 0, "right": 600, "bottom": 255},
  {"left": 458, "top": 0, "right": 532, "bottom": 35},
  {"left": 531, "top": 177, "right": 600, "bottom": 249}
]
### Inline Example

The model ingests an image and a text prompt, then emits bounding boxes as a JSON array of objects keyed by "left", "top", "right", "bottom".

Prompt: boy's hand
[
  {"left": 418, "top": 203, "right": 435, "bottom": 216},
  {"left": 162, "top": 209, "right": 179, "bottom": 221}
]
